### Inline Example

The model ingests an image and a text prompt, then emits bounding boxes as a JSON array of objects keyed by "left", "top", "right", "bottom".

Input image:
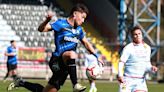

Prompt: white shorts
[{"left": 119, "top": 77, "right": 148, "bottom": 92}]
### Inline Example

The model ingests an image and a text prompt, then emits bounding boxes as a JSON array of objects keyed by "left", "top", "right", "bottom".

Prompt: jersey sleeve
[
  {"left": 50, "top": 19, "right": 62, "bottom": 32},
  {"left": 146, "top": 45, "right": 152, "bottom": 72},
  {"left": 147, "top": 45, "right": 151, "bottom": 61},
  {"left": 120, "top": 45, "right": 131, "bottom": 63}
]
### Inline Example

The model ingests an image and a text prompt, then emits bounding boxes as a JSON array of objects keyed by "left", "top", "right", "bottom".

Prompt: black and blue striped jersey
[
  {"left": 6, "top": 46, "right": 17, "bottom": 64},
  {"left": 50, "top": 19, "right": 85, "bottom": 57}
]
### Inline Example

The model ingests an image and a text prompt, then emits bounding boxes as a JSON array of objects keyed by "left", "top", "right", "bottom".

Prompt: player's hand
[
  {"left": 117, "top": 76, "right": 124, "bottom": 83},
  {"left": 4, "top": 52, "right": 7, "bottom": 56},
  {"left": 46, "top": 11, "right": 55, "bottom": 20},
  {"left": 151, "top": 66, "right": 158, "bottom": 72},
  {"left": 98, "top": 57, "right": 104, "bottom": 65}
]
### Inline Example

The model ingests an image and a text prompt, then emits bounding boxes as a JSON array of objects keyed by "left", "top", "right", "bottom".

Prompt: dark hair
[
  {"left": 70, "top": 3, "right": 89, "bottom": 16},
  {"left": 130, "top": 26, "right": 142, "bottom": 35},
  {"left": 10, "top": 40, "right": 15, "bottom": 44}
]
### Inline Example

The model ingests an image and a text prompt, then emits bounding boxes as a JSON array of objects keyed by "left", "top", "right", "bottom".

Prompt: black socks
[
  {"left": 20, "top": 81, "right": 44, "bottom": 92},
  {"left": 67, "top": 59, "right": 78, "bottom": 86}
]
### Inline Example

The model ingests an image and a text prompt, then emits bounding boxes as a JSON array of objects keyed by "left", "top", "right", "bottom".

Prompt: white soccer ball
[{"left": 86, "top": 64, "right": 102, "bottom": 80}]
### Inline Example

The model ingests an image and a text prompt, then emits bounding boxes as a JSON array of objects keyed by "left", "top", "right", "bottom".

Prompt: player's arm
[
  {"left": 117, "top": 46, "right": 130, "bottom": 83},
  {"left": 4, "top": 51, "right": 16, "bottom": 56},
  {"left": 81, "top": 37, "right": 95, "bottom": 54},
  {"left": 117, "top": 61, "right": 125, "bottom": 83},
  {"left": 81, "top": 37, "right": 103, "bottom": 65},
  {"left": 151, "top": 66, "right": 158, "bottom": 72},
  {"left": 146, "top": 46, "right": 158, "bottom": 72},
  {"left": 146, "top": 61, "right": 158, "bottom": 73},
  {"left": 38, "top": 11, "right": 53, "bottom": 32}
]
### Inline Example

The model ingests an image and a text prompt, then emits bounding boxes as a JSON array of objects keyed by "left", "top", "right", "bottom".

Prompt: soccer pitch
[{"left": 0, "top": 79, "right": 164, "bottom": 92}]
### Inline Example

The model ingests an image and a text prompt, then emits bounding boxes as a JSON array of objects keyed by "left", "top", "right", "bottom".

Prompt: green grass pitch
[{"left": 0, "top": 79, "right": 164, "bottom": 92}]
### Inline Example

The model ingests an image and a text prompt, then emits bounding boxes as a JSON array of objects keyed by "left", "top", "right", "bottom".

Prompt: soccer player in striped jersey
[
  {"left": 7, "top": 4, "right": 103, "bottom": 92},
  {"left": 3, "top": 40, "right": 18, "bottom": 82},
  {"left": 117, "top": 26, "right": 158, "bottom": 92}
]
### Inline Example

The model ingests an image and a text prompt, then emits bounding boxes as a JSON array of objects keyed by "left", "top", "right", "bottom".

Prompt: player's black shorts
[
  {"left": 48, "top": 55, "right": 69, "bottom": 90},
  {"left": 7, "top": 62, "right": 17, "bottom": 71}
]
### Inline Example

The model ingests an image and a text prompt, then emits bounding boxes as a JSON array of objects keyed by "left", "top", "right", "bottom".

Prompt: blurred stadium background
[{"left": 0, "top": 0, "right": 164, "bottom": 91}]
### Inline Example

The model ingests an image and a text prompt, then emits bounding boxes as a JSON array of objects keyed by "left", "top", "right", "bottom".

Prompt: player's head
[
  {"left": 130, "top": 26, "right": 143, "bottom": 44},
  {"left": 70, "top": 3, "right": 89, "bottom": 26},
  {"left": 10, "top": 40, "right": 16, "bottom": 48}
]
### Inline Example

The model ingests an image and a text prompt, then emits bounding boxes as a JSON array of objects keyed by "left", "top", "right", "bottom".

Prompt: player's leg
[
  {"left": 67, "top": 59, "right": 78, "bottom": 86},
  {"left": 62, "top": 51, "right": 86, "bottom": 92},
  {"left": 44, "top": 71, "right": 65, "bottom": 92},
  {"left": 3, "top": 63, "right": 10, "bottom": 81},
  {"left": 10, "top": 64, "right": 18, "bottom": 80},
  {"left": 62, "top": 51, "right": 78, "bottom": 86},
  {"left": 3, "top": 72, "right": 9, "bottom": 81},
  {"left": 43, "top": 56, "right": 67, "bottom": 92},
  {"left": 87, "top": 74, "right": 97, "bottom": 92},
  {"left": 43, "top": 84, "right": 57, "bottom": 92},
  {"left": 89, "top": 80, "right": 97, "bottom": 92},
  {"left": 3, "top": 72, "right": 9, "bottom": 82},
  {"left": 133, "top": 78, "right": 148, "bottom": 92},
  {"left": 7, "top": 77, "right": 44, "bottom": 92}
]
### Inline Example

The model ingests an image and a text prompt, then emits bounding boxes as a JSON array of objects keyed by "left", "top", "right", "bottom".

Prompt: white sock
[
  {"left": 91, "top": 82, "right": 95, "bottom": 88},
  {"left": 89, "top": 87, "right": 97, "bottom": 92}
]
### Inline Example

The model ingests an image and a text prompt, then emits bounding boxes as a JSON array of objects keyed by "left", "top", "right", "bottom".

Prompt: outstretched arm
[
  {"left": 38, "top": 11, "right": 54, "bottom": 32},
  {"left": 81, "top": 37, "right": 95, "bottom": 54},
  {"left": 81, "top": 37, "right": 104, "bottom": 65},
  {"left": 4, "top": 52, "right": 16, "bottom": 56}
]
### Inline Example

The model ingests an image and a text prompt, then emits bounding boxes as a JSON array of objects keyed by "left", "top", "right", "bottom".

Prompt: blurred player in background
[
  {"left": 3, "top": 40, "right": 18, "bottom": 82},
  {"left": 117, "top": 26, "right": 158, "bottom": 92},
  {"left": 7, "top": 3, "right": 103, "bottom": 92},
  {"left": 85, "top": 50, "right": 103, "bottom": 92},
  {"left": 77, "top": 53, "right": 85, "bottom": 81}
]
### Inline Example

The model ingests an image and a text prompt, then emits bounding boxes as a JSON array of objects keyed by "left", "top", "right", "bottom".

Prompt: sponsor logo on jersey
[{"left": 64, "top": 36, "right": 79, "bottom": 43}]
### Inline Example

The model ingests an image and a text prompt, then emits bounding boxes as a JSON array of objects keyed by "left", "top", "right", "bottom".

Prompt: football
[{"left": 86, "top": 64, "right": 102, "bottom": 80}]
